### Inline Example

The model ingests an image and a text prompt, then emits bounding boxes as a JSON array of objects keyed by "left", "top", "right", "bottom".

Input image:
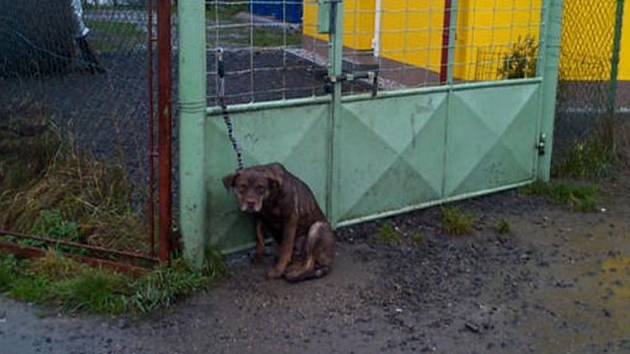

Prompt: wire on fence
[
  {"left": 205, "top": 0, "right": 544, "bottom": 106},
  {"left": 0, "top": 0, "right": 157, "bottom": 257}
]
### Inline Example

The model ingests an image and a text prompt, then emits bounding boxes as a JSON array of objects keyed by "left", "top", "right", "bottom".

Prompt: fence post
[
  {"left": 609, "top": 0, "right": 626, "bottom": 118},
  {"left": 327, "top": 0, "right": 344, "bottom": 225},
  {"left": 158, "top": 0, "right": 173, "bottom": 264},
  {"left": 537, "top": 0, "right": 564, "bottom": 181},
  {"left": 178, "top": 0, "right": 208, "bottom": 268}
]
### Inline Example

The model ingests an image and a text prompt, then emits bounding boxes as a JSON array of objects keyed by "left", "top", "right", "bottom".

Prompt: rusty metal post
[
  {"left": 439, "top": 0, "right": 453, "bottom": 85},
  {"left": 147, "top": 0, "right": 156, "bottom": 257},
  {"left": 157, "top": 0, "right": 173, "bottom": 264}
]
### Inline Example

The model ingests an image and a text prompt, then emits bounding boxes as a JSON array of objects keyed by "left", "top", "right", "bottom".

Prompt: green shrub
[{"left": 498, "top": 35, "right": 539, "bottom": 79}]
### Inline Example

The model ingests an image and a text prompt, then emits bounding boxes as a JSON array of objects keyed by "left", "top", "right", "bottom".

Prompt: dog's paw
[
  {"left": 266, "top": 267, "right": 284, "bottom": 279},
  {"left": 284, "top": 269, "right": 302, "bottom": 283}
]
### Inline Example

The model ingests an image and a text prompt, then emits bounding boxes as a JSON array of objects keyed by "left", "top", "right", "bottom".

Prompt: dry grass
[{"left": 0, "top": 102, "right": 148, "bottom": 254}]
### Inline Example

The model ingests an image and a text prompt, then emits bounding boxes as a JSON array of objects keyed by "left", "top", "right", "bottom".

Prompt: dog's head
[{"left": 222, "top": 164, "right": 284, "bottom": 213}]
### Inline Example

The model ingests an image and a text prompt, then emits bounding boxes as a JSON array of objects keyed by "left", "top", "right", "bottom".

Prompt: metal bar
[
  {"left": 446, "top": 0, "right": 459, "bottom": 85},
  {"left": 373, "top": 0, "right": 382, "bottom": 57},
  {"left": 327, "top": 0, "right": 345, "bottom": 226},
  {"left": 147, "top": 0, "right": 156, "bottom": 257},
  {"left": 441, "top": 0, "right": 459, "bottom": 199},
  {"left": 336, "top": 179, "right": 534, "bottom": 228},
  {"left": 0, "top": 229, "right": 159, "bottom": 263},
  {"left": 206, "top": 96, "right": 332, "bottom": 115},
  {"left": 205, "top": 78, "right": 543, "bottom": 116},
  {"left": 533, "top": 0, "right": 551, "bottom": 177},
  {"left": 609, "top": 0, "right": 625, "bottom": 117},
  {"left": 157, "top": 0, "right": 173, "bottom": 264},
  {"left": 178, "top": 0, "right": 208, "bottom": 269},
  {"left": 439, "top": 0, "right": 453, "bottom": 85},
  {"left": 0, "top": 242, "right": 149, "bottom": 276},
  {"left": 536, "top": 0, "right": 565, "bottom": 181}
]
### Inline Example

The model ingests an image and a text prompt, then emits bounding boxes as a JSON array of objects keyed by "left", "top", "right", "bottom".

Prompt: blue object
[{"left": 251, "top": 0, "right": 303, "bottom": 24}]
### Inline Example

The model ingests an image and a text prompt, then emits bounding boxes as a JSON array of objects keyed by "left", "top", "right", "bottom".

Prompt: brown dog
[{"left": 223, "top": 163, "right": 335, "bottom": 282}]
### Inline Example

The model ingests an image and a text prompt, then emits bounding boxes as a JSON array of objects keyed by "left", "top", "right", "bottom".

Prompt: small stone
[{"left": 465, "top": 322, "right": 480, "bottom": 333}]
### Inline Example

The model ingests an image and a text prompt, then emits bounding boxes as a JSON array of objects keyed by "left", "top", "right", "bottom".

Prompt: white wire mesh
[{"left": 205, "top": 0, "right": 544, "bottom": 104}]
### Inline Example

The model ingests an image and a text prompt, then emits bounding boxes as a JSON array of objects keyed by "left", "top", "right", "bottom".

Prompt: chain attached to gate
[{"left": 217, "top": 48, "right": 244, "bottom": 171}]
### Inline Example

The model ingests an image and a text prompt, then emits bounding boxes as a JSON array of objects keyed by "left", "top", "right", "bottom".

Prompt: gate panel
[
  {"left": 205, "top": 102, "right": 330, "bottom": 252},
  {"left": 445, "top": 83, "right": 541, "bottom": 197},
  {"left": 334, "top": 92, "right": 448, "bottom": 225}
]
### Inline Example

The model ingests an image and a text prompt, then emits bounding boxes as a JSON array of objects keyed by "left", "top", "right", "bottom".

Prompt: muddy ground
[{"left": 1, "top": 171, "right": 629, "bottom": 354}]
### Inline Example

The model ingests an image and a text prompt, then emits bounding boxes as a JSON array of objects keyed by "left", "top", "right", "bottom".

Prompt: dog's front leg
[
  {"left": 267, "top": 214, "right": 298, "bottom": 279},
  {"left": 252, "top": 220, "right": 265, "bottom": 263}
]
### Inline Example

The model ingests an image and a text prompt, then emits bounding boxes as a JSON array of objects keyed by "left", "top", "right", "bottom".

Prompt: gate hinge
[{"left": 536, "top": 133, "right": 547, "bottom": 156}]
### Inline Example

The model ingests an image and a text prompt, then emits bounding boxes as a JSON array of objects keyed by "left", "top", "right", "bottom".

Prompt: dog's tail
[{"left": 284, "top": 266, "right": 331, "bottom": 283}]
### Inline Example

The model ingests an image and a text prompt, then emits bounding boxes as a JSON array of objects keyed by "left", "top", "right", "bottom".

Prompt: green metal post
[
  {"left": 536, "top": 0, "right": 564, "bottom": 181},
  {"left": 609, "top": 0, "right": 625, "bottom": 117},
  {"left": 178, "top": 0, "right": 207, "bottom": 268},
  {"left": 441, "top": 0, "right": 459, "bottom": 198},
  {"left": 328, "top": 0, "right": 344, "bottom": 225},
  {"left": 446, "top": 0, "right": 459, "bottom": 86}
]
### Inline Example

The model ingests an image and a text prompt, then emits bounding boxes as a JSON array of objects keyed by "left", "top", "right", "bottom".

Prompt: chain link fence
[
  {"left": 0, "top": 0, "right": 156, "bottom": 256},
  {"left": 554, "top": 0, "right": 625, "bottom": 160}
]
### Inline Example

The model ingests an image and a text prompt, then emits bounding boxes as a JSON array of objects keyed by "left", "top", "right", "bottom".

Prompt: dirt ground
[{"left": 1, "top": 171, "right": 629, "bottom": 354}]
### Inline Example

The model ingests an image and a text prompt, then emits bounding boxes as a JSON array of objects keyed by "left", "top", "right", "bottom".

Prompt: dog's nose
[{"left": 246, "top": 201, "right": 256, "bottom": 210}]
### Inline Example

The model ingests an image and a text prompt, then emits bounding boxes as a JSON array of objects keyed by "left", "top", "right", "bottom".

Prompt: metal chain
[{"left": 217, "top": 48, "right": 244, "bottom": 171}]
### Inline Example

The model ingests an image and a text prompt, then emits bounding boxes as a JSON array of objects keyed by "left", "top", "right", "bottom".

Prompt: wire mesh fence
[
  {"left": 204, "top": 0, "right": 545, "bottom": 105},
  {"left": 0, "top": 0, "right": 156, "bottom": 256},
  {"left": 205, "top": 0, "right": 338, "bottom": 105},
  {"left": 553, "top": 0, "right": 623, "bottom": 158}
]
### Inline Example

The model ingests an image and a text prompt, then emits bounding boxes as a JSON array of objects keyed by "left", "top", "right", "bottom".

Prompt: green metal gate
[{"left": 177, "top": 0, "right": 565, "bottom": 265}]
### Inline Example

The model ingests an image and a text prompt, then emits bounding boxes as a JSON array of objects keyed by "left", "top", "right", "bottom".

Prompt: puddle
[{"left": 524, "top": 256, "right": 630, "bottom": 353}]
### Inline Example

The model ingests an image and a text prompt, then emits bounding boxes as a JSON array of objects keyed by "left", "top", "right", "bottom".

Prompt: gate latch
[
  {"left": 324, "top": 71, "right": 379, "bottom": 97},
  {"left": 536, "top": 133, "right": 546, "bottom": 156}
]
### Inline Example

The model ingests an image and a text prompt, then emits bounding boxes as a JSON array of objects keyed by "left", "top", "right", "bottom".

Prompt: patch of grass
[
  {"left": 88, "top": 21, "right": 144, "bottom": 39},
  {"left": 497, "top": 219, "right": 511, "bottom": 235},
  {"left": 411, "top": 232, "right": 425, "bottom": 246},
  {"left": 53, "top": 271, "right": 128, "bottom": 315},
  {"left": 0, "top": 254, "right": 18, "bottom": 292},
  {"left": 214, "top": 27, "right": 302, "bottom": 48},
  {"left": 86, "top": 20, "right": 145, "bottom": 53},
  {"left": 0, "top": 107, "right": 148, "bottom": 254},
  {"left": 377, "top": 223, "right": 402, "bottom": 246},
  {"left": 129, "top": 262, "right": 212, "bottom": 313},
  {"left": 32, "top": 210, "right": 81, "bottom": 242},
  {"left": 29, "top": 250, "right": 85, "bottom": 279},
  {"left": 553, "top": 140, "right": 615, "bottom": 179},
  {"left": 253, "top": 29, "right": 302, "bottom": 47},
  {"left": 0, "top": 250, "right": 226, "bottom": 316},
  {"left": 524, "top": 180, "right": 599, "bottom": 212},
  {"left": 9, "top": 277, "right": 50, "bottom": 304},
  {"left": 206, "top": 3, "right": 249, "bottom": 22},
  {"left": 441, "top": 207, "right": 476, "bottom": 236}
]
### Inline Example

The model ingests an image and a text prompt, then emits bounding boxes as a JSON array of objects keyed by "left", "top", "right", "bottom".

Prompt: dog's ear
[
  {"left": 222, "top": 172, "right": 239, "bottom": 190},
  {"left": 265, "top": 164, "right": 284, "bottom": 191}
]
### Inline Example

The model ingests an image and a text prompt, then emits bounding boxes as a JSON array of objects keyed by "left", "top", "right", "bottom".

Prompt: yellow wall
[
  {"left": 302, "top": 0, "right": 630, "bottom": 82},
  {"left": 454, "top": 0, "right": 542, "bottom": 80},
  {"left": 619, "top": 1, "right": 630, "bottom": 81},
  {"left": 380, "top": 1, "right": 445, "bottom": 73},
  {"left": 303, "top": 0, "right": 375, "bottom": 50}
]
